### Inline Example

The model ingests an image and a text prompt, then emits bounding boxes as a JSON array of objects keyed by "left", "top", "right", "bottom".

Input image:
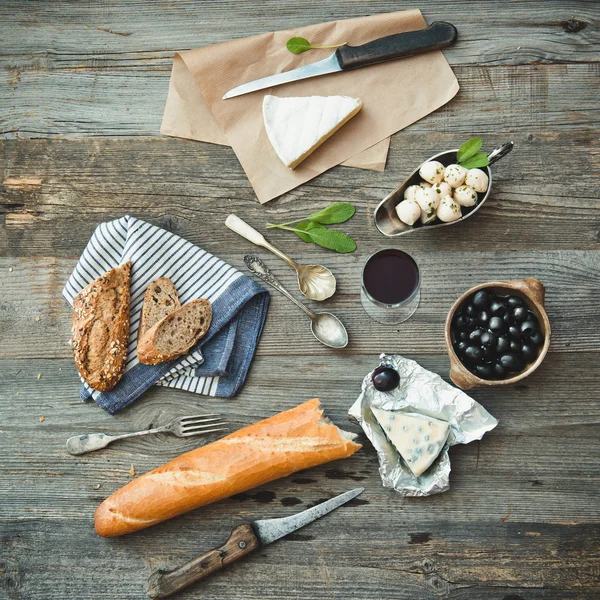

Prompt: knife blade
[
  {"left": 223, "top": 21, "right": 457, "bottom": 99},
  {"left": 146, "top": 487, "right": 364, "bottom": 599}
]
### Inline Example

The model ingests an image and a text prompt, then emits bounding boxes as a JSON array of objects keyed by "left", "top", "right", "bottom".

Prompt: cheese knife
[
  {"left": 223, "top": 21, "right": 457, "bottom": 99},
  {"left": 146, "top": 487, "right": 365, "bottom": 598}
]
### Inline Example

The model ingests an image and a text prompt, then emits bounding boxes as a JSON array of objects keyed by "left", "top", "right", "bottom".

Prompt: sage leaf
[
  {"left": 294, "top": 221, "right": 314, "bottom": 243},
  {"left": 307, "top": 202, "right": 355, "bottom": 225},
  {"left": 286, "top": 36, "right": 347, "bottom": 55},
  {"left": 459, "top": 153, "right": 489, "bottom": 169},
  {"left": 299, "top": 221, "right": 357, "bottom": 253},
  {"left": 457, "top": 137, "right": 482, "bottom": 163}
]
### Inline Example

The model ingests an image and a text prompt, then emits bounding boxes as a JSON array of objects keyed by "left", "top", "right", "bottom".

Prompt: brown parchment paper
[{"left": 161, "top": 9, "right": 459, "bottom": 204}]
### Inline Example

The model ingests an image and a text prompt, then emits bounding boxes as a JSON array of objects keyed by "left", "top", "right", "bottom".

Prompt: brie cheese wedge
[
  {"left": 263, "top": 95, "right": 362, "bottom": 169},
  {"left": 371, "top": 408, "right": 450, "bottom": 477}
]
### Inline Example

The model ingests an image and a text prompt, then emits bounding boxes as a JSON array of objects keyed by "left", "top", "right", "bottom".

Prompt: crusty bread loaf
[
  {"left": 138, "top": 277, "right": 181, "bottom": 340},
  {"left": 95, "top": 398, "right": 361, "bottom": 537},
  {"left": 137, "top": 298, "right": 211, "bottom": 365},
  {"left": 71, "top": 262, "right": 131, "bottom": 392}
]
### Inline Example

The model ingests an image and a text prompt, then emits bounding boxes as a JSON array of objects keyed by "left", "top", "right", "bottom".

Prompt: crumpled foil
[{"left": 348, "top": 354, "right": 498, "bottom": 497}]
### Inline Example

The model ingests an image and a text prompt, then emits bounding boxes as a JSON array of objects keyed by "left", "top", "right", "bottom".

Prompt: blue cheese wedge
[
  {"left": 262, "top": 95, "right": 362, "bottom": 169},
  {"left": 371, "top": 408, "right": 450, "bottom": 477}
]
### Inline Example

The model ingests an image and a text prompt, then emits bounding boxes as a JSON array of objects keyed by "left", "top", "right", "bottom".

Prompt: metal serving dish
[{"left": 374, "top": 142, "right": 513, "bottom": 237}]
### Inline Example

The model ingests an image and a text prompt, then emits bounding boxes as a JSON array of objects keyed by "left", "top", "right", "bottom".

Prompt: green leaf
[
  {"left": 306, "top": 202, "right": 356, "bottom": 225},
  {"left": 294, "top": 221, "right": 315, "bottom": 243},
  {"left": 286, "top": 37, "right": 313, "bottom": 54},
  {"left": 457, "top": 137, "right": 482, "bottom": 163},
  {"left": 299, "top": 222, "right": 357, "bottom": 253},
  {"left": 459, "top": 153, "right": 490, "bottom": 169}
]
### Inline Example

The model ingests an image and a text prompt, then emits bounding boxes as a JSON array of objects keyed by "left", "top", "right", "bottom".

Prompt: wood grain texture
[{"left": 1, "top": 0, "right": 599, "bottom": 599}]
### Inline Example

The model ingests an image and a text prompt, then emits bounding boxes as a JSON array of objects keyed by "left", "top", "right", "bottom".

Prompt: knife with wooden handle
[
  {"left": 223, "top": 22, "right": 457, "bottom": 99},
  {"left": 146, "top": 488, "right": 364, "bottom": 598}
]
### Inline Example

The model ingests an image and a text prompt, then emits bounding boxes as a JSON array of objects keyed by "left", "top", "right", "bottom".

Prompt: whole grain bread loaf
[
  {"left": 137, "top": 298, "right": 212, "bottom": 365},
  {"left": 71, "top": 262, "right": 131, "bottom": 392},
  {"left": 138, "top": 278, "right": 181, "bottom": 340}
]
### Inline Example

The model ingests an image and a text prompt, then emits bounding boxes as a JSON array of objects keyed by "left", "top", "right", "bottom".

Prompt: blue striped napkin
[{"left": 62, "top": 216, "right": 269, "bottom": 415}]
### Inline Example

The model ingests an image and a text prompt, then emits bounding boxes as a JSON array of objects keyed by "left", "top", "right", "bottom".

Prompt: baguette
[
  {"left": 95, "top": 398, "right": 361, "bottom": 537},
  {"left": 71, "top": 262, "right": 131, "bottom": 392},
  {"left": 138, "top": 277, "right": 181, "bottom": 340},
  {"left": 137, "top": 298, "right": 212, "bottom": 365}
]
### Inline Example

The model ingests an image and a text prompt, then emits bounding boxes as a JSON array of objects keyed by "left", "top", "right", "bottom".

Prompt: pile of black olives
[{"left": 451, "top": 289, "right": 544, "bottom": 380}]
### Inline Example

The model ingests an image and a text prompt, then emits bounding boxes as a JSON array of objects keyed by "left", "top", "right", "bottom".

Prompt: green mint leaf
[
  {"left": 300, "top": 222, "right": 356, "bottom": 253},
  {"left": 294, "top": 221, "right": 315, "bottom": 243},
  {"left": 457, "top": 137, "right": 482, "bottom": 163},
  {"left": 286, "top": 37, "right": 313, "bottom": 54},
  {"left": 459, "top": 153, "right": 489, "bottom": 169},
  {"left": 307, "top": 202, "right": 356, "bottom": 225}
]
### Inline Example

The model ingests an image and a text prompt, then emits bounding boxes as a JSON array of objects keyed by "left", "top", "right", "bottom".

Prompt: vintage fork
[{"left": 66, "top": 414, "right": 228, "bottom": 455}]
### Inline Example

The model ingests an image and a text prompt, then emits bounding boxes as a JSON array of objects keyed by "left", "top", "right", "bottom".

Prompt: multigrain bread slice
[
  {"left": 138, "top": 278, "right": 181, "bottom": 340},
  {"left": 71, "top": 262, "right": 131, "bottom": 392},
  {"left": 94, "top": 398, "right": 361, "bottom": 537},
  {"left": 137, "top": 298, "right": 212, "bottom": 365}
]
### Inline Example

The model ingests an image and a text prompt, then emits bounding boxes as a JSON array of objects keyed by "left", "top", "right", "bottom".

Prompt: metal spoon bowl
[
  {"left": 244, "top": 255, "right": 348, "bottom": 349},
  {"left": 226, "top": 214, "right": 336, "bottom": 301}
]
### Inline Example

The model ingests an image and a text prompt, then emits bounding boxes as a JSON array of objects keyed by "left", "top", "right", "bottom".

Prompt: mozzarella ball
[
  {"left": 420, "top": 209, "right": 437, "bottom": 225},
  {"left": 437, "top": 195, "right": 462, "bottom": 222},
  {"left": 403, "top": 185, "right": 421, "bottom": 203},
  {"left": 465, "top": 168, "right": 489, "bottom": 193},
  {"left": 419, "top": 161, "right": 445, "bottom": 185},
  {"left": 454, "top": 185, "right": 478, "bottom": 207},
  {"left": 418, "top": 181, "right": 431, "bottom": 190},
  {"left": 443, "top": 164, "right": 467, "bottom": 188},
  {"left": 416, "top": 186, "right": 441, "bottom": 217},
  {"left": 434, "top": 181, "right": 452, "bottom": 198},
  {"left": 395, "top": 200, "right": 421, "bottom": 226}
]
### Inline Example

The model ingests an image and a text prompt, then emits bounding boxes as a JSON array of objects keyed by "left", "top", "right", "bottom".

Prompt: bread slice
[
  {"left": 71, "top": 262, "right": 131, "bottom": 392},
  {"left": 138, "top": 278, "right": 181, "bottom": 340},
  {"left": 263, "top": 95, "right": 363, "bottom": 169},
  {"left": 137, "top": 298, "right": 212, "bottom": 365}
]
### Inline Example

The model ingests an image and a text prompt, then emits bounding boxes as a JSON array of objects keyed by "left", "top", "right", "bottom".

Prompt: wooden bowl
[{"left": 445, "top": 278, "right": 551, "bottom": 389}]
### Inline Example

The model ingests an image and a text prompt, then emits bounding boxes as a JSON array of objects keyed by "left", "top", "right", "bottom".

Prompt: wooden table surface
[{"left": 1, "top": 1, "right": 599, "bottom": 599}]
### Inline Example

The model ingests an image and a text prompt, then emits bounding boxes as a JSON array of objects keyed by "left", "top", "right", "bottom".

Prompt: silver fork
[{"left": 66, "top": 414, "right": 228, "bottom": 455}]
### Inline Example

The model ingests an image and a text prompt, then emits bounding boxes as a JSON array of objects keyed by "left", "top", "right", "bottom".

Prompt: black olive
[
  {"left": 507, "top": 296, "right": 525, "bottom": 309},
  {"left": 372, "top": 366, "right": 400, "bottom": 392},
  {"left": 493, "top": 362, "right": 506, "bottom": 378},
  {"left": 489, "top": 316, "right": 505, "bottom": 333},
  {"left": 500, "top": 353, "right": 522, "bottom": 372},
  {"left": 496, "top": 336, "right": 510, "bottom": 354},
  {"left": 512, "top": 306, "right": 528, "bottom": 323},
  {"left": 477, "top": 310, "right": 490, "bottom": 326},
  {"left": 480, "top": 331, "right": 497, "bottom": 347},
  {"left": 527, "top": 311, "right": 539, "bottom": 327},
  {"left": 454, "top": 341, "right": 468, "bottom": 356},
  {"left": 509, "top": 340, "right": 521, "bottom": 353},
  {"left": 465, "top": 316, "right": 476, "bottom": 328},
  {"left": 502, "top": 312, "right": 512, "bottom": 324},
  {"left": 520, "top": 320, "right": 537, "bottom": 337},
  {"left": 454, "top": 315, "right": 469, "bottom": 330},
  {"left": 490, "top": 300, "right": 506, "bottom": 316},
  {"left": 464, "top": 303, "right": 476, "bottom": 317},
  {"left": 473, "top": 290, "right": 490, "bottom": 309},
  {"left": 529, "top": 331, "right": 544, "bottom": 347},
  {"left": 469, "top": 328, "right": 485, "bottom": 343},
  {"left": 508, "top": 325, "right": 521, "bottom": 339},
  {"left": 521, "top": 344, "right": 538, "bottom": 362},
  {"left": 464, "top": 346, "right": 484, "bottom": 363},
  {"left": 476, "top": 363, "right": 494, "bottom": 379},
  {"left": 483, "top": 345, "right": 497, "bottom": 360},
  {"left": 458, "top": 330, "right": 470, "bottom": 342}
]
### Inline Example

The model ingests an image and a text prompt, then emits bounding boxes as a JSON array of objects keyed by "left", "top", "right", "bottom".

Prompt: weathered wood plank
[{"left": 0, "top": 248, "right": 598, "bottom": 359}]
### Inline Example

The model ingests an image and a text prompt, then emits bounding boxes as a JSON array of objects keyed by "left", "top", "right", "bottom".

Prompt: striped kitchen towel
[{"left": 62, "top": 215, "right": 269, "bottom": 415}]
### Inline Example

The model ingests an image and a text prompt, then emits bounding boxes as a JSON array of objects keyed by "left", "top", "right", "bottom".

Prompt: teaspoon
[{"left": 244, "top": 255, "right": 348, "bottom": 349}]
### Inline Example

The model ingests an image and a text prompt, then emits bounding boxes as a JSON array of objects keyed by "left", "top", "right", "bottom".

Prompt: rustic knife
[
  {"left": 146, "top": 487, "right": 364, "bottom": 598},
  {"left": 223, "top": 21, "right": 457, "bottom": 99}
]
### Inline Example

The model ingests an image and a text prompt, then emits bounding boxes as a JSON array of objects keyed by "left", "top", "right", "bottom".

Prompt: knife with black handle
[{"left": 223, "top": 22, "right": 457, "bottom": 99}]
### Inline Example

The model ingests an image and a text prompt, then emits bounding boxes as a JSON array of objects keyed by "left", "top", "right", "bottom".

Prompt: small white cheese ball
[
  {"left": 437, "top": 195, "right": 462, "bottom": 222},
  {"left": 416, "top": 186, "right": 440, "bottom": 217},
  {"left": 395, "top": 199, "right": 421, "bottom": 226},
  {"left": 419, "top": 161, "right": 445, "bottom": 185},
  {"left": 465, "top": 168, "right": 489, "bottom": 193},
  {"left": 420, "top": 209, "right": 437, "bottom": 225},
  {"left": 418, "top": 181, "right": 431, "bottom": 190},
  {"left": 443, "top": 164, "right": 467, "bottom": 188},
  {"left": 434, "top": 181, "right": 452, "bottom": 198},
  {"left": 403, "top": 185, "right": 421, "bottom": 203},
  {"left": 454, "top": 185, "right": 478, "bottom": 207}
]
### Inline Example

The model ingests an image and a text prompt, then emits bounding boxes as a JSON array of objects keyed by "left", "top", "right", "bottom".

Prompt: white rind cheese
[
  {"left": 262, "top": 95, "right": 362, "bottom": 169},
  {"left": 372, "top": 408, "right": 450, "bottom": 477}
]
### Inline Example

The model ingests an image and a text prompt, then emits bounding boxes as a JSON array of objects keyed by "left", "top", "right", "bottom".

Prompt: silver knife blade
[
  {"left": 222, "top": 53, "right": 341, "bottom": 99},
  {"left": 251, "top": 487, "right": 364, "bottom": 546}
]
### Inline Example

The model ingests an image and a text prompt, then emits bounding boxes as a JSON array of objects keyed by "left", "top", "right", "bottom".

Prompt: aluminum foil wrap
[{"left": 348, "top": 354, "right": 498, "bottom": 497}]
